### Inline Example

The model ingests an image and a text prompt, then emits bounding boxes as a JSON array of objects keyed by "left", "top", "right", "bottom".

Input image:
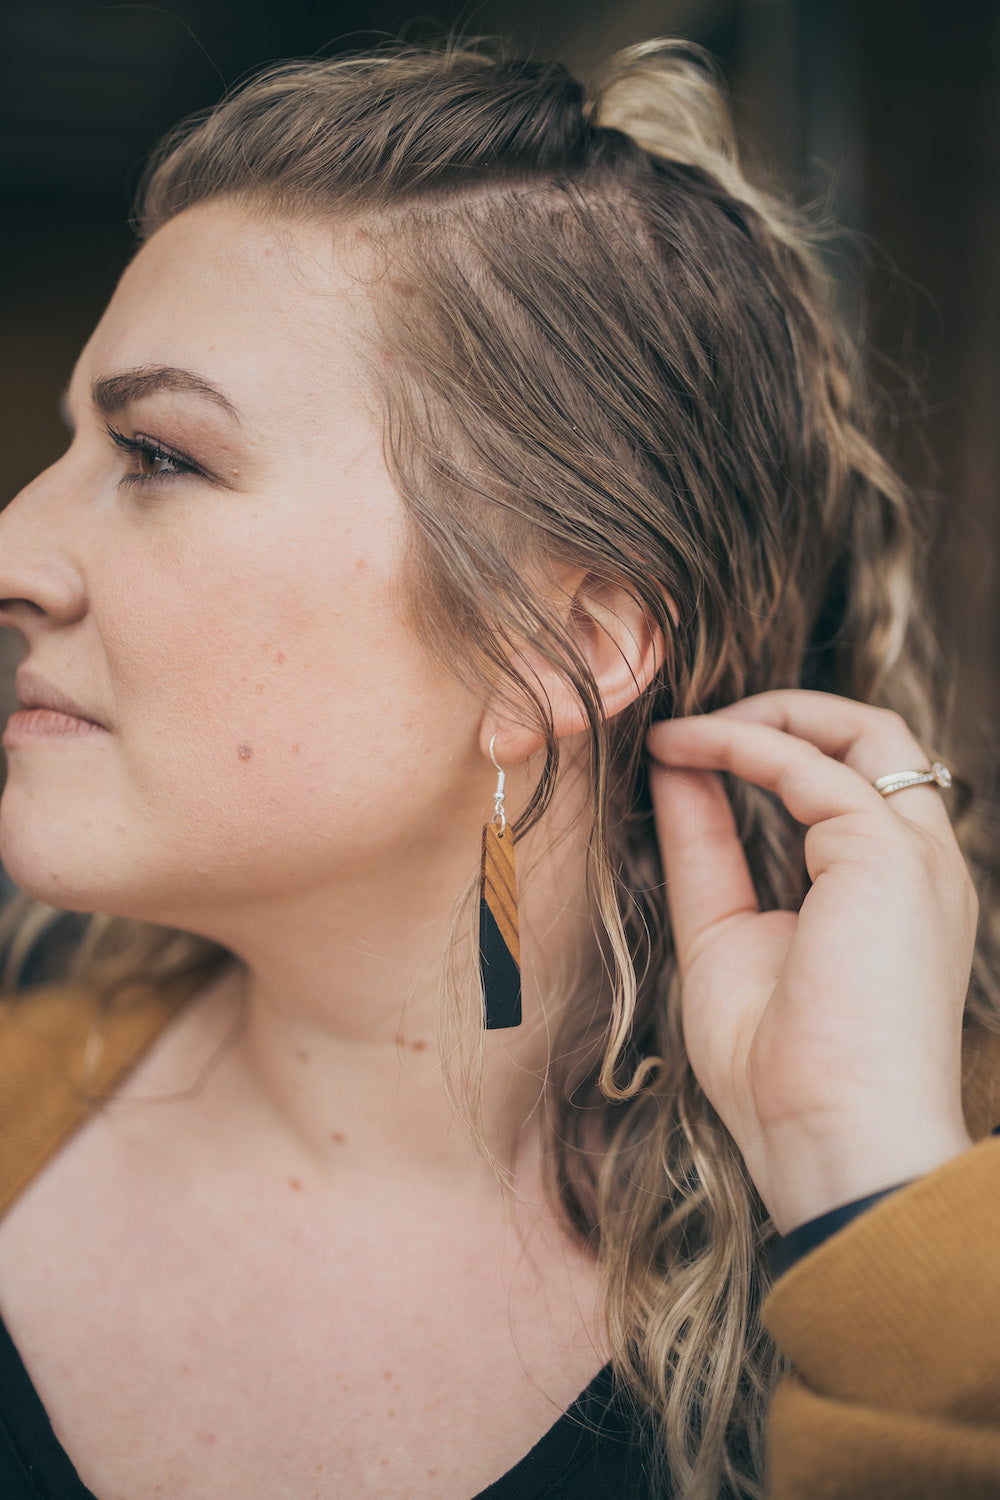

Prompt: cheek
[{"left": 94, "top": 510, "right": 470, "bottom": 859}]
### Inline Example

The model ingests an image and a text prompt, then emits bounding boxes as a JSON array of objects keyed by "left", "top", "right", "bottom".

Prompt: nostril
[
  {"left": 0, "top": 552, "right": 88, "bottom": 625},
  {"left": 0, "top": 600, "right": 46, "bottom": 638}
]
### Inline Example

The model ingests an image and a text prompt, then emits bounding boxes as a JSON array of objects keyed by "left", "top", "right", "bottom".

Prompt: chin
[
  {"left": 1, "top": 804, "right": 113, "bottom": 915},
  {"left": 0, "top": 856, "right": 103, "bottom": 914}
]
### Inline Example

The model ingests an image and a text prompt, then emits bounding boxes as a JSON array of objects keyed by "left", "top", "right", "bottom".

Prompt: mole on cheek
[{"left": 237, "top": 743, "right": 253, "bottom": 761}]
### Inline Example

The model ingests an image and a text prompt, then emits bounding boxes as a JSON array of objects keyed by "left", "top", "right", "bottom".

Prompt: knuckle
[
  {"left": 879, "top": 707, "right": 909, "bottom": 734},
  {"left": 785, "top": 738, "right": 823, "bottom": 779},
  {"left": 872, "top": 706, "right": 924, "bottom": 758},
  {"left": 717, "top": 737, "right": 741, "bottom": 773},
  {"left": 830, "top": 809, "right": 877, "bottom": 845},
  {"left": 877, "top": 809, "right": 918, "bottom": 855}
]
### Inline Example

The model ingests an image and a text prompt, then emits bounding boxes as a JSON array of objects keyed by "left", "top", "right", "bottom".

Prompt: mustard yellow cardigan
[{"left": 2, "top": 984, "right": 999, "bottom": 1498}]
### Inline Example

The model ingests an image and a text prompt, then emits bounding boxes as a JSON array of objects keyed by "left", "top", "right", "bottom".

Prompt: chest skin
[{"left": 0, "top": 999, "right": 608, "bottom": 1500}]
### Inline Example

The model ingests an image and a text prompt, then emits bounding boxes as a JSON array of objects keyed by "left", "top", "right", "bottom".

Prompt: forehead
[{"left": 74, "top": 204, "right": 376, "bottom": 424}]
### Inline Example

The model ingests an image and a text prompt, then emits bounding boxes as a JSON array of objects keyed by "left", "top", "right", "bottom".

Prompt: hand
[{"left": 647, "top": 691, "right": 977, "bottom": 1235}]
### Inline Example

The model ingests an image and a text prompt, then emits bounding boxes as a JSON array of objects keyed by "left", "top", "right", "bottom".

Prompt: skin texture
[
  {"left": 0, "top": 201, "right": 980, "bottom": 1495},
  {"left": 0, "top": 203, "right": 631, "bottom": 1500},
  {"left": 0, "top": 207, "right": 488, "bottom": 929},
  {"left": 647, "top": 694, "right": 976, "bottom": 1233},
  {"left": 0, "top": 202, "right": 664, "bottom": 1167},
  {"left": 0, "top": 202, "right": 978, "bottom": 1237}
]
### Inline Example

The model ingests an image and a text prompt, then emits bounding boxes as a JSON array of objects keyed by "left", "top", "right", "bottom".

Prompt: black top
[{"left": 0, "top": 1310, "right": 666, "bottom": 1499}]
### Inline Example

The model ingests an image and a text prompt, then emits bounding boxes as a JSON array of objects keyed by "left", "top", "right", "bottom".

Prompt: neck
[{"left": 181, "top": 802, "right": 597, "bottom": 1185}]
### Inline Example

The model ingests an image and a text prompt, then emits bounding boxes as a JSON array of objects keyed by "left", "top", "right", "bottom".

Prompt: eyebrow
[{"left": 85, "top": 365, "right": 243, "bottom": 424}]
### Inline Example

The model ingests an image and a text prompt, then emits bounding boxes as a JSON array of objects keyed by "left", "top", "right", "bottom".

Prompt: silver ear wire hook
[{"left": 488, "top": 734, "right": 507, "bottom": 836}]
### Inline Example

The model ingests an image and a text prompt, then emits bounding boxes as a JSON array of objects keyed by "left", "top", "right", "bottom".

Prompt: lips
[{"left": 12, "top": 668, "right": 107, "bottom": 730}]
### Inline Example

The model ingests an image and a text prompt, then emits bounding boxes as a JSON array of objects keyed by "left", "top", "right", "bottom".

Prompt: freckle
[
  {"left": 388, "top": 1409, "right": 396, "bottom": 1419},
  {"left": 180, "top": 1363, "right": 190, "bottom": 1376},
  {"left": 292, "top": 743, "right": 301, "bottom": 754},
  {"left": 383, "top": 1370, "right": 393, "bottom": 1381},
  {"left": 314, "top": 1463, "right": 324, "bottom": 1474},
  {"left": 330, "top": 1131, "right": 347, "bottom": 1144},
  {"left": 288, "top": 1177, "right": 303, "bottom": 1191},
  {"left": 276, "top": 651, "right": 286, "bottom": 665},
  {"left": 296, "top": 1049, "right": 309, "bottom": 1063},
  {"left": 427, "top": 1470, "right": 438, "bottom": 1479},
  {"left": 255, "top": 681, "right": 265, "bottom": 694},
  {"left": 237, "top": 743, "right": 253, "bottom": 760},
  {"left": 342, "top": 1382, "right": 351, "bottom": 1392},
  {"left": 410, "top": 1039, "right": 427, "bottom": 1052},
  {"left": 380, "top": 1458, "right": 389, "bottom": 1468}
]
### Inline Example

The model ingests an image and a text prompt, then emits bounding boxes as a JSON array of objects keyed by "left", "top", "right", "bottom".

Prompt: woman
[{"left": 0, "top": 39, "right": 997, "bottom": 1500}]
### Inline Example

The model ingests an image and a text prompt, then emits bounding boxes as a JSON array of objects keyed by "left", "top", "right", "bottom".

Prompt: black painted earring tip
[{"left": 478, "top": 899, "right": 522, "bottom": 1030}]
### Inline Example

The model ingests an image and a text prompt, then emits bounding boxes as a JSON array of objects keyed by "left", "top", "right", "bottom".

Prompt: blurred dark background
[{"left": 2, "top": 0, "right": 999, "bottom": 772}]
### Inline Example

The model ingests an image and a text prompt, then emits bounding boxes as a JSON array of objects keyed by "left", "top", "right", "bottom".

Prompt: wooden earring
[{"left": 479, "top": 737, "right": 522, "bottom": 1030}]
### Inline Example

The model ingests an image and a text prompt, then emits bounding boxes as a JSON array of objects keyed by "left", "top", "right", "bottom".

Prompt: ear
[{"left": 481, "top": 569, "right": 671, "bottom": 764}]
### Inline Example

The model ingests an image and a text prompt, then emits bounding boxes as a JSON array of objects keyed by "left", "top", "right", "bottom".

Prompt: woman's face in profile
[{"left": 0, "top": 204, "right": 484, "bottom": 928}]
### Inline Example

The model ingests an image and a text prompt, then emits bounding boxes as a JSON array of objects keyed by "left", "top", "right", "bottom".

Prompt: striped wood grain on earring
[{"left": 479, "top": 822, "right": 521, "bottom": 1030}]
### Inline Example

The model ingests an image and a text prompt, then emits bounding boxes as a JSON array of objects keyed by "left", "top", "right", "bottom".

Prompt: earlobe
[{"left": 480, "top": 571, "right": 671, "bottom": 763}]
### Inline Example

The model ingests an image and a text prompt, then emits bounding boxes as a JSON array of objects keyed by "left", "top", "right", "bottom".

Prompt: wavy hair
[{"left": 4, "top": 39, "right": 998, "bottom": 1498}]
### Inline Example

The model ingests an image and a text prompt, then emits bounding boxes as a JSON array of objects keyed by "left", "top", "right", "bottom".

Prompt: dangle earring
[{"left": 478, "top": 736, "right": 522, "bottom": 1030}]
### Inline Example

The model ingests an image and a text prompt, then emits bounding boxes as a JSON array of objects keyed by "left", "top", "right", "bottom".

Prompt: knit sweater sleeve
[
  {"left": 0, "top": 983, "right": 188, "bottom": 1218},
  {"left": 761, "top": 1029, "right": 1000, "bottom": 1500}
]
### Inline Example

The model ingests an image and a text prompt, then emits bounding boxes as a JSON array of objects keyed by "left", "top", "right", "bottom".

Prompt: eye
[
  {"left": 135, "top": 443, "right": 177, "bottom": 479},
  {"left": 105, "top": 424, "right": 201, "bottom": 487}
]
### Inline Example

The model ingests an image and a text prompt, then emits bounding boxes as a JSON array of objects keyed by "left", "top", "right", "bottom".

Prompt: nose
[{"left": 0, "top": 459, "right": 89, "bottom": 640}]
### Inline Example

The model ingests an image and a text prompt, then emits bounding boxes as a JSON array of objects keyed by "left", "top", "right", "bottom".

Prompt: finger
[
  {"left": 712, "top": 690, "right": 954, "bottom": 841},
  {"left": 648, "top": 762, "right": 759, "bottom": 977},
  {"left": 648, "top": 714, "right": 883, "bottom": 828}
]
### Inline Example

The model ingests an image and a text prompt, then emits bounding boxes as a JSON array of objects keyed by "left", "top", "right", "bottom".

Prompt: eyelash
[{"left": 105, "top": 424, "right": 201, "bottom": 487}]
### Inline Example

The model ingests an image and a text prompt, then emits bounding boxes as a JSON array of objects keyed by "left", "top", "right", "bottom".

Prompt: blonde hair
[{"left": 5, "top": 39, "right": 999, "bottom": 1498}]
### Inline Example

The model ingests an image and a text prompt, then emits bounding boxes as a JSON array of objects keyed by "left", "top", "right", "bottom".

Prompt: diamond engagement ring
[{"left": 873, "top": 761, "right": 953, "bottom": 798}]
